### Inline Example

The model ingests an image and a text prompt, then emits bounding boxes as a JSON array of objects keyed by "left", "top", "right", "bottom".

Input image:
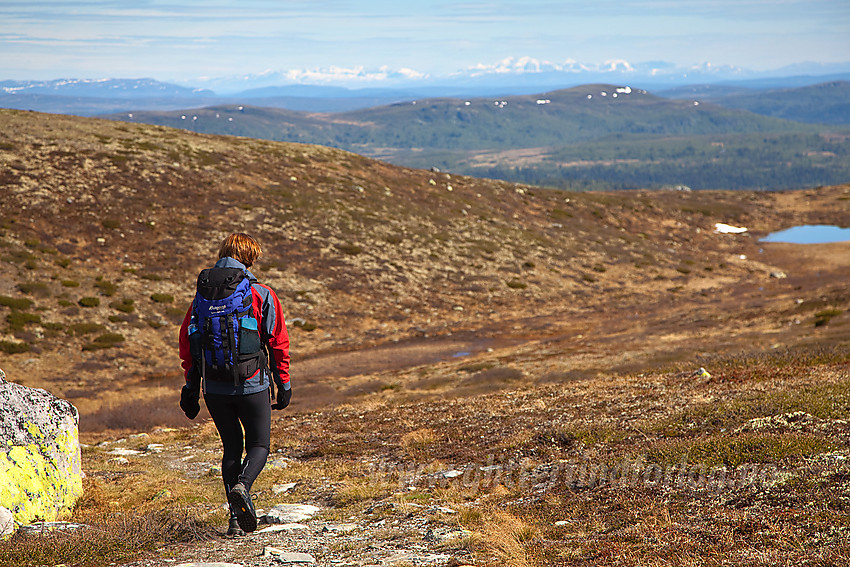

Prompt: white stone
[
  {"left": 715, "top": 223, "right": 748, "bottom": 234},
  {"left": 275, "top": 552, "right": 316, "bottom": 564},
  {"left": 263, "top": 503, "right": 321, "bottom": 524},
  {"left": 107, "top": 448, "right": 143, "bottom": 456},
  {"left": 324, "top": 523, "right": 359, "bottom": 533},
  {"left": 257, "top": 523, "right": 310, "bottom": 533}
]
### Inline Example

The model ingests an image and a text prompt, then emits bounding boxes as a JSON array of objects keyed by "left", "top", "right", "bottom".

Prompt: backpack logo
[{"left": 189, "top": 267, "right": 266, "bottom": 386}]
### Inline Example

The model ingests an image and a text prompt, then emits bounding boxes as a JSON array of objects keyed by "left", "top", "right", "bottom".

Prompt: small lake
[{"left": 760, "top": 225, "right": 850, "bottom": 244}]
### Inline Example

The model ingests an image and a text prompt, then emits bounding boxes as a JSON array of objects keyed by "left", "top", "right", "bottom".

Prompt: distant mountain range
[
  {"left": 3, "top": 71, "right": 848, "bottom": 191},
  {"left": 2, "top": 60, "right": 850, "bottom": 116}
]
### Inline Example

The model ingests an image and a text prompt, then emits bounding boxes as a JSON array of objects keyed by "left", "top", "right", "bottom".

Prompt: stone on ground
[{"left": 0, "top": 368, "right": 83, "bottom": 529}]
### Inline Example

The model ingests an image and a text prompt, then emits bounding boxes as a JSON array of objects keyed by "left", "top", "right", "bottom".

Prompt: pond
[{"left": 759, "top": 225, "right": 850, "bottom": 244}]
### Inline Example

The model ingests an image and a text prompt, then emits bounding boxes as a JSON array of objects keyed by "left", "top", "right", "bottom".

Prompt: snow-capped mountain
[{"left": 0, "top": 78, "right": 214, "bottom": 98}]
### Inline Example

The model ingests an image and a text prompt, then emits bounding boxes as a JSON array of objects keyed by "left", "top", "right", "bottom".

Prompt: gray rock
[
  {"left": 275, "top": 553, "right": 316, "bottom": 565},
  {"left": 264, "top": 547, "right": 317, "bottom": 564},
  {"left": 0, "top": 368, "right": 83, "bottom": 528},
  {"left": 19, "top": 521, "right": 87, "bottom": 535},
  {"left": 0, "top": 506, "right": 14, "bottom": 537},
  {"left": 263, "top": 503, "right": 321, "bottom": 524},
  {"left": 272, "top": 482, "right": 297, "bottom": 494},
  {"left": 323, "top": 522, "right": 359, "bottom": 534}
]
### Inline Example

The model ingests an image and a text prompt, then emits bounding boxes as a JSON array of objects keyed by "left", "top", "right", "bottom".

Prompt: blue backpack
[{"left": 188, "top": 267, "right": 266, "bottom": 386}]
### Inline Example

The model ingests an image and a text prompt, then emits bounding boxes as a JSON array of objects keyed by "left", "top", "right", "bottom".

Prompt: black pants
[{"left": 204, "top": 390, "right": 271, "bottom": 517}]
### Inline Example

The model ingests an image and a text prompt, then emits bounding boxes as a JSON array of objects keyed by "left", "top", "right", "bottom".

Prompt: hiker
[{"left": 178, "top": 232, "right": 291, "bottom": 536}]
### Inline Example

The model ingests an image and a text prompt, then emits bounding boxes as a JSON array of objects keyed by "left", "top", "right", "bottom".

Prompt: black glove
[
  {"left": 180, "top": 384, "right": 200, "bottom": 419},
  {"left": 271, "top": 386, "right": 291, "bottom": 410}
]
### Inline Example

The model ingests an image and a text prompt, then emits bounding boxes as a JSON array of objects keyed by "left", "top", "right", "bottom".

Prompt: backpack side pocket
[{"left": 239, "top": 317, "right": 262, "bottom": 354}]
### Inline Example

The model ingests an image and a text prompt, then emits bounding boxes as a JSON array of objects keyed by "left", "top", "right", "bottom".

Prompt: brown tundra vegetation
[{"left": 0, "top": 108, "right": 848, "bottom": 566}]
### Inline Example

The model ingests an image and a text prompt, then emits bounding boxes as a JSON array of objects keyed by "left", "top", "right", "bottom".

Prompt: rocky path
[
  {"left": 88, "top": 433, "right": 475, "bottom": 567},
  {"left": 120, "top": 500, "right": 474, "bottom": 567}
]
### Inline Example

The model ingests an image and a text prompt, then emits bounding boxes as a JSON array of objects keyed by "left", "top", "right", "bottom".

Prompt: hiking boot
[
  {"left": 226, "top": 517, "right": 245, "bottom": 537},
  {"left": 227, "top": 482, "right": 257, "bottom": 533}
]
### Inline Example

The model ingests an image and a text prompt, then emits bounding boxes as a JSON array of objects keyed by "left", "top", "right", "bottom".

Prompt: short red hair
[{"left": 218, "top": 233, "right": 262, "bottom": 267}]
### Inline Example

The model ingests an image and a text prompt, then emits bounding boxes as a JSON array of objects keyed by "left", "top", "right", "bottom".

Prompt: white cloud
[
  {"left": 602, "top": 59, "right": 634, "bottom": 72},
  {"left": 463, "top": 56, "right": 630, "bottom": 77},
  {"left": 282, "top": 65, "right": 428, "bottom": 84}
]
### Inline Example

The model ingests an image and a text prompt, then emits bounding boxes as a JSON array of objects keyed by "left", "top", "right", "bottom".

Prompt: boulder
[{"left": 0, "top": 368, "right": 83, "bottom": 529}]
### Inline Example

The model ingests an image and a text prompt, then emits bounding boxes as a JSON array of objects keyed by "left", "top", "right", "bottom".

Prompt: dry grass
[
  {"left": 0, "top": 509, "right": 214, "bottom": 567},
  {"left": 2, "top": 110, "right": 850, "bottom": 566},
  {"left": 479, "top": 511, "right": 538, "bottom": 567},
  {"left": 400, "top": 427, "right": 439, "bottom": 458}
]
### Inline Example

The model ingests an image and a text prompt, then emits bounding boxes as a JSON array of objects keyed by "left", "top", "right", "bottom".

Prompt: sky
[{"left": 1, "top": 0, "right": 849, "bottom": 86}]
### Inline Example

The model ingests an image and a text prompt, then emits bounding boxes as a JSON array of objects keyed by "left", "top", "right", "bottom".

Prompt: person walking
[{"left": 178, "top": 233, "right": 291, "bottom": 536}]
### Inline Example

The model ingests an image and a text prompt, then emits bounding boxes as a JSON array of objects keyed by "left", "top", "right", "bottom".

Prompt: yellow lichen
[
  {"left": 0, "top": 439, "right": 82, "bottom": 526},
  {"left": 25, "top": 422, "right": 43, "bottom": 439}
]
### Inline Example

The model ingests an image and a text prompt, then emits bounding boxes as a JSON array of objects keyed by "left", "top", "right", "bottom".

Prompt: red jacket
[{"left": 178, "top": 257, "right": 290, "bottom": 395}]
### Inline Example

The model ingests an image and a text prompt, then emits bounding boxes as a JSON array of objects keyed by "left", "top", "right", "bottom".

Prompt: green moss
[
  {"left": 81, "top": 333, "right": 125, "bottom": 351},
  {"left": 1, "top": 248, "right": 35, "bottom": 265},
  {"left": 814, "top": 309, "right": 842, "bottom": 327},
  {"left": 336, "top": 243, "right": 364, "bottom": 255},
  {"left": 7, "top": 311, "right": 40, "bottom": 331},
  {"left": 150, "top": 293, "right": 174, "bottom": 303},
  {"left": 506, "top": 280, "right": 527, "bottom": 289},
  {"left": 61, "top": 280, "right": 80, "bottom": 288},
  {"left": 94, "top": 332, "right": 124, "bottom": 344},
  {"left": 0, "top": 296, "right": 34, "bottom": 310},
  {"left": 164, "top": 307, "right": 186, "bottom": 323},
  {"left": 68, "top": 323, "right": 105, "bottom": 336},
  {"left": 655, "top": 376, "right": 850, "bottom": 437},
  {"left": 110, "top": 298, "right": 135, "bottom": 313},
  {"left": 94, "top": 279, "right": 118, "bottom": 297},
  {"left": 0, "top": 340, "right": 30, "bottom": 354},
  {"left": 647, "top": 433, "right": 833, "bottom": 469},
  {"left": 17, "top": 282, "right": 51, "bottom": 297},
  {"left": 78, "top": 297, "right": 100, "bottom": 308},
  {"left": 458, "top": 362, "right": 496, "bottom": 373}
]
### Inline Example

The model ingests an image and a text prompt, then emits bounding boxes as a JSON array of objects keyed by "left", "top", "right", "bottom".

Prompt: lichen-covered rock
[
  {"left": 0, "top": 507, "right": 13, "bottom": 538},
  {"left": 0, "top": 368, "right": 83, "bottom": 528}
]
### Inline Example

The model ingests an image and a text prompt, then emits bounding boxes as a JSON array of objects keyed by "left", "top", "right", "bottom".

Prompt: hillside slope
[
  {"left": 663, "top": 80, "right": 850, "bottom": 125},
  {"left": 111, "top": 84, "right": 814, "bottom": 150},
  {"left": 105, "top": 85, "right": 850, "bottom": 191},
  {"left": 0, "top": 108, "right": 849, "bottom": 428},
  {"left": 2, "top": 109, "right": 850, "bottom": 566}
]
